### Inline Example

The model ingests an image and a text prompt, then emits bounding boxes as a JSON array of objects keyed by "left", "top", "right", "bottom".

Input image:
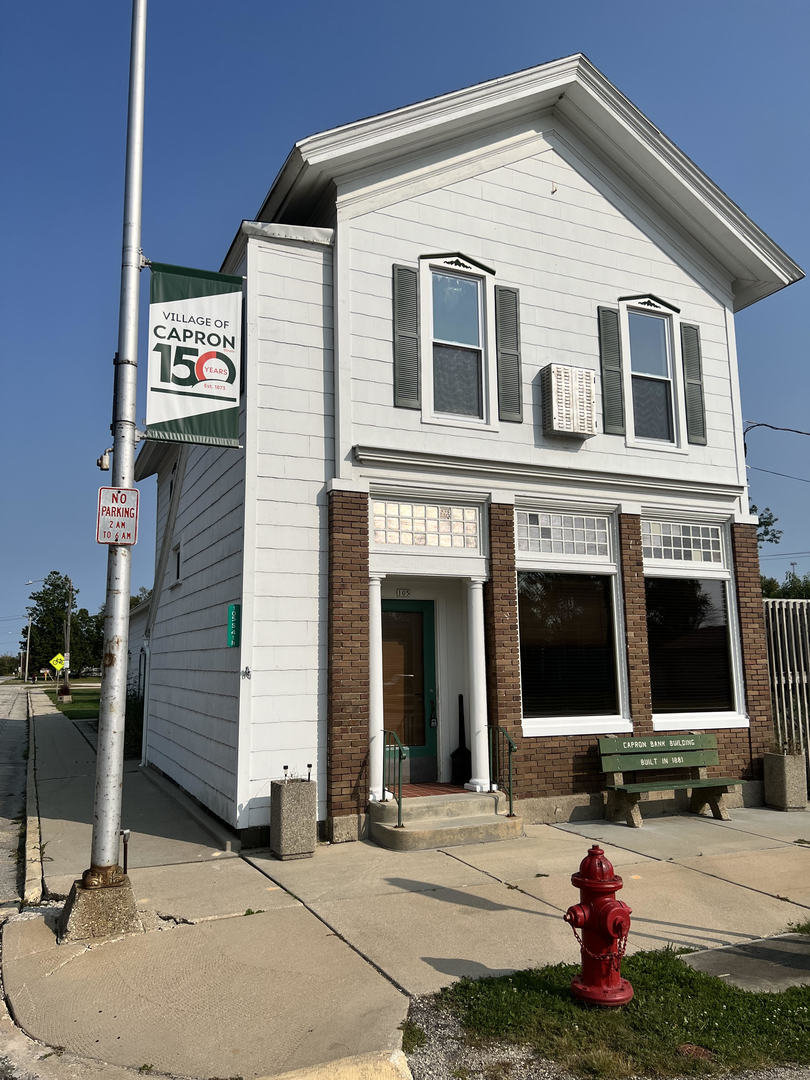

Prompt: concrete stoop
[{"left": 369, "top": 791, "right": 523, "bottom": 851}]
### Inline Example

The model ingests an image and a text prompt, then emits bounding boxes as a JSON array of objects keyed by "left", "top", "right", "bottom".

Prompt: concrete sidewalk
[{"left": 2, "top": 691, "right": 809, "bottom": 1080}]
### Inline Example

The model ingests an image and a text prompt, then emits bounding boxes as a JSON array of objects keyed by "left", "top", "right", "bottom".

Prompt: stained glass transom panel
[
  {"left": 516, "top": 511, "right": 609, "bottom": 557},
  {"left": 371, "top": 501, "right": 479, "bottom": 550},
  {"left": 641, "top": 520, "right": 722, "bottom": 564}
]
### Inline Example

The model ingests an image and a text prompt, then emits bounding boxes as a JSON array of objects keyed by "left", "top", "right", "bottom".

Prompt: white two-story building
[{"left": 134, "top": 55, "right": 802, "bottom": 846}]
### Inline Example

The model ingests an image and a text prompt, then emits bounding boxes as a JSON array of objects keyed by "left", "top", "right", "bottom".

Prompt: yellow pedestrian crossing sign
[{"left": 50, "top": 653, "right": 65, "bottom": 671}]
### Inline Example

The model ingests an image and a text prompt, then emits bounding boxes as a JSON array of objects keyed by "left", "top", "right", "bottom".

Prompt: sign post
[{"left": 59, "top": 0, "right": 146, "bottom": 941}]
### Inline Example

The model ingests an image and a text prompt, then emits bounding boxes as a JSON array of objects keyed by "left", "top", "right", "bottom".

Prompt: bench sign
[
  {"left": 616, "top": 736, "right": 699, "bottom": 752},
  {"left": 97, "top": 487, "right": 139, "bottom": 545}
]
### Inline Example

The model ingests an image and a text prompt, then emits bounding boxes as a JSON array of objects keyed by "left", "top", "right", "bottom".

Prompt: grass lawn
[
  {"left": 424, "top": 948, "right": 810, "bottom": 1078},
  {"left": 43, "top": 685, "right": 101, "bottom": 720},
  {"left": 43, "top": 686, "right": 143, "bottom": 758}
]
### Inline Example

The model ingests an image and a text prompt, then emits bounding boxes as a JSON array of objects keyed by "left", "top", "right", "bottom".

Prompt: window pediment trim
[
  {"left": 618, "top": 293, "right": 680, "bottom": 314},
  {"left": 419, "top": 252, "right": 496, "bottom": 276}
]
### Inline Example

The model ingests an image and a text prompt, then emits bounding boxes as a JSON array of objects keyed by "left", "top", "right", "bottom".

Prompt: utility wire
[
  {"left": 748, "top": 465, "right": 810, "bottom": 485},
  {"left": 745, "top": 420, "right": 810, "bottom": 439}
]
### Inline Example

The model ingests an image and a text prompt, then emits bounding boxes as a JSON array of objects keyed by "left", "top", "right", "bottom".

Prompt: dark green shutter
[
  {"left": 392, "top": 265, "right": 420, "bottom": 408},
  {"left": 598, "top": 306, "right": 625, "bottom": 435},
  {"left": 495, "top": 286, "right": 522, "bottom": 422},
  {"left": 680, "top": 323, "right": 707, "bottom": 445}
]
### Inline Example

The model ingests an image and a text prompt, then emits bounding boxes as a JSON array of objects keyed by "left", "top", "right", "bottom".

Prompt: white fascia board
[
  {"left": 354, "top": 445, "right": 745, "bottom": 502},
  {"left": 297, "top": 55, "right": 581, "bottom": 168},
  {"left": 557, "top": 62, "right": 803, "bottom": 307},
  {"left": 221, "top": 218, "right": 334, "bottom": 273},
  {"left": 134, "top": 439, "right": 174, "bottom": 481},
  {"left": 256, "top": 54, "right": 801, "bottom": 309}
]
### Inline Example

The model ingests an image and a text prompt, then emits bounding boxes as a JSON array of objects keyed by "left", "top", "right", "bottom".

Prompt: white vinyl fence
[{"left": 764, "top": 599, "right": 810, "bottom": 762}]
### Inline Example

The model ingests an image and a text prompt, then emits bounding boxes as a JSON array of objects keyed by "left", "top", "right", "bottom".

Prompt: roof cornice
[{"left": 252, "top": 54, "right": 802, "bottom": 309}]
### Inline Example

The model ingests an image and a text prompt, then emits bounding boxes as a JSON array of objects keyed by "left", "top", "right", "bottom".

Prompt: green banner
[{"left": 145, "top": 263, "right": 243, "bottom": 447}]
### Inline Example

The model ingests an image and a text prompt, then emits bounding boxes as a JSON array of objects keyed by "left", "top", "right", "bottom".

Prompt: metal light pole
[
  {"left": 23, "top": 578, "right": 45, "bottom": 685},
  {"left": 64, "top": 579, "right": 73, "bottom": 693},
  {"left": 60, "top": 0, "right": 146, "bottom": 938},
  {"left": 24, "top": 616, "right": 32, "bottom": 684},
  {"left": 88, "top": 0, "right": 146, "bottom": 884}
]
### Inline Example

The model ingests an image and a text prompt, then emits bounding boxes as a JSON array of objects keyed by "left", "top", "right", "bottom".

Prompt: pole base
[
  {"left": 58, "top": 873, "right": 142, "bottom": 943},
  {"left": 570, "top": 974, "right": 633, "bottom": 1007}
]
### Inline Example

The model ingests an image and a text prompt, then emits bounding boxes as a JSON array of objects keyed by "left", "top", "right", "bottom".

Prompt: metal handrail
[
  {"left": 489, "top": 725, "right": 518, "bottom": 817},
  {"left": 382, "top": 730, "right": 406, "bottom": 828}
]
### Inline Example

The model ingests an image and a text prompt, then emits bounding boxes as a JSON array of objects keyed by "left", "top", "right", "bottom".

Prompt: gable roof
[{"left": 248, "top": 53, "right": 802, "bottom": 311}]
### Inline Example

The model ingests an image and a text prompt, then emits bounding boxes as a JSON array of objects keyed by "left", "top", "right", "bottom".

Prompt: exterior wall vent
[{"left": 541, "top": 363, "right": 598, "bottom": 438}]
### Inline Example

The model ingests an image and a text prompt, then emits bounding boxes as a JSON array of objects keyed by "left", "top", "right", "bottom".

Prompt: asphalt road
[{"left": 0, "top": 684, "right": 27, "bottom": 906}]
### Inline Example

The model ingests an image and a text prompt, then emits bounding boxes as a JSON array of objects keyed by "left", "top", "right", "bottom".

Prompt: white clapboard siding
[
  {"left": 146, "top": 428, "right": 246, "bottom": 826},
  {"left": 344, "top": 121, "right": 740, "bottom": 488},
  {"left": 243, "top": 232, "right": 334, "bottom": 827}
]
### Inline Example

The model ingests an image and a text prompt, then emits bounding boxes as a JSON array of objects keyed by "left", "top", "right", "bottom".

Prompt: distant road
[{"left": 0, "top": 685, "right": 27, "bottom": 905}]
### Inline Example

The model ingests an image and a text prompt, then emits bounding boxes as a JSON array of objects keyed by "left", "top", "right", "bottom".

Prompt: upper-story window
[
  {"left": 392, "top": 254, "right": 523, "bottom": 428},
  {"left": 431, "top": 269, "right": 484, "bottom": 418},
  {"left": 628, "top": 310, "right": 674, "bottom": 442},
  {"left": 598, "top": 295, "right": 707, "bottom": 449}
]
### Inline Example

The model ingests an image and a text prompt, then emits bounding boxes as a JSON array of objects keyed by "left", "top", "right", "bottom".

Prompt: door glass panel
[{"left": 382, "top": 611, "right": 425, "bottom": 746}]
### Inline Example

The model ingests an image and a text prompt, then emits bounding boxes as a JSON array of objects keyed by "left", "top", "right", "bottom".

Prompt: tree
[
  {"left": 0, "top": 655, "right": 18, "bottom": 676},
  {"left": 21, "top": 571, "right": 104, "bottom": 678},
  {"left": 130, "top": 586, "right": 152, "bottom": 609},
  {"left": 750, "top": 503, "right": 782, "bottom": 547},
  {"left": 761, "top": 568, "right": 810, "bottom": 599}
]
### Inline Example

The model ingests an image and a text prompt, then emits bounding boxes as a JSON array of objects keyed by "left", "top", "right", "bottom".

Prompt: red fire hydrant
[{"left": 563, "top": 844, "right": 633, "bottom": 1006}]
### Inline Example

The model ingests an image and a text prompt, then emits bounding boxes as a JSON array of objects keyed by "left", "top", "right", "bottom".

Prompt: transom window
[
  {"left": 516, "top": 511, "right": 609, "bottom": 557},
  {"left": 628, "top": 311, "right": 674, "bottom": 442},
  {"left": 371, "top": 500, "right": 480, "bottom": 550},
  {"left": 432, "top": 271, "right": 483, "bottom": 418},
  {"left": 641, "top": 520, "right": 722, "bottom": 564}
]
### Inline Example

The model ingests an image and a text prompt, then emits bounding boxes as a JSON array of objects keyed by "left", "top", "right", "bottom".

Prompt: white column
[
  {"left": 465, "top": 577, "right": 490, "bottom": 792},
  {"left": 368, "top": 573, "right": 385, "bottom": 801}
]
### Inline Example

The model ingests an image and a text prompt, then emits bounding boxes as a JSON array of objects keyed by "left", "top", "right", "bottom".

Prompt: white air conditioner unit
[{"left": 541, "top": 363, "right": 598, "bottom": 438}]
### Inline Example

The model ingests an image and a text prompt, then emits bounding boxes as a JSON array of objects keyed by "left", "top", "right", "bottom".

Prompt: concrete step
[
  {"left": 370, "top": 811, "right": 523, "bottom": 851},
  {"left": 369, "top": 790, "right": 507, "bottom": 826}
]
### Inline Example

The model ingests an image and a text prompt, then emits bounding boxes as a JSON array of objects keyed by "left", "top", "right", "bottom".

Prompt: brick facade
[
  {"left": 326, "top": 498, "right": 770, "bottom": 827},
  {"left": 482, "top": 508, "right": 768, "bottom": 804},
  {"left": 715, "top": 523, "right": 773, "bottom": 780},
  {"left": 618, "top": 514, "right": 653, "bottom": 736},
  {"left": 326, "top": 490, "right": 370, "bottom": 826},
  {"left": 484, "top": 502, "right": 602, "bottom": 799}
]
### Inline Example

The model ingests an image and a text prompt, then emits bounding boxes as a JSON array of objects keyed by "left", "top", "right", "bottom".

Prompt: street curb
[
  {"left": 255, "top": 1050, "right": 413, "bottom": 1080},
  {"left": 23, "top": 692, "right": 43, "bottom": 905}
]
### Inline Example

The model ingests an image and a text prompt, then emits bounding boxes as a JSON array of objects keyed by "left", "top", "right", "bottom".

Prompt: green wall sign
[{"left": 227, "top": 603, "right": 241, "bottom": 648}]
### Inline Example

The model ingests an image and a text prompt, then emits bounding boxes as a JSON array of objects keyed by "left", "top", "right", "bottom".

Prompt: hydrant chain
[{"left": 569, "top": 925, "right": 628, "bottom": 970}]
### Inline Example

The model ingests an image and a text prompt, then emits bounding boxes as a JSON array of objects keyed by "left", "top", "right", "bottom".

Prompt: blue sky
[{"left": 1, "top": 0, "right": 807, "bottom": 650}]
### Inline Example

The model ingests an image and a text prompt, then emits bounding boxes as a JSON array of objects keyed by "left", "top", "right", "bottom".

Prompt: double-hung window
[
  {"left": 392, "top": 254, "right": 523, "bottom": 428},
  {"left": 628, "top": 310, "right": 674, "bottom": 442},
  {"left": 641, "top": 518, "right": 746, "bottom": 730},
  {"left": 515, "top": 508, "right": 629, "bottom": 737},
  {"left": 431, "top": 270, "right": 484, "bottom": 418},
  {"left": 598, "top": 295, "right": 707, "bottom": 448}
]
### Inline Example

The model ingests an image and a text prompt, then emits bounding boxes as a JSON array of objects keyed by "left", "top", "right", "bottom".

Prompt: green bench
[{"left": 599, "top": 733, "right": 743, "bottom": 828}]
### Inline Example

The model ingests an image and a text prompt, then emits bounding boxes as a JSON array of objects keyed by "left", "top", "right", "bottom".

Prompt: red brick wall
[
  {"left": 327, "top": 490, "right": 370, "bottom": 822},
  {"left": 484, "top": 504, "right": 522, "bottom": 740},
  {"left": 484, "top": 503, "right": 602, "bottom": 799},
  {"left": 483, "top": 509, "right": 761, "bottom": 801},
  {"left": 715, "top": 523, "right": 772, "bottom": 780},
  {"left": 618, "top": 514, "right": 653, "bottom": 737}
]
